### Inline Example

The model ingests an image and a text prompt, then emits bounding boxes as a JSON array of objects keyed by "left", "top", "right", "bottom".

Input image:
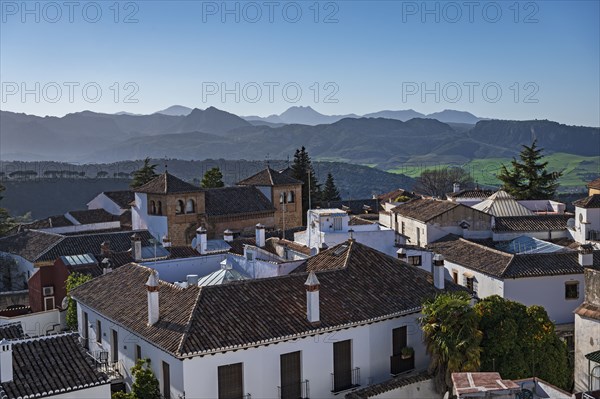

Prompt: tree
[
  {"left": 201, "top": 167, "right": 224, "bottom": 188},
  {"left": 111, "top": 359, "right": 161, "bottom": 399},
  {"left": 420, "top": 292, "right": 482, "bottom": 393},
  {"left": 321, "top": 172, "right": 341, "bottom": 202},
  {"left": 0, "top": 255, "right": 26, "bottom": 291},
  {"left": 291, "top": 147, "right": 321, "bottom": 224},
  {"left": 414, "top": 167, "right": 474, "bottom": 197},
  {"left": 130, "top": 158, "right": 158, "bottom": 188},
  {"left": 474, "top": 296, "right": 571, "bottom": 390},
  {"left": 0, "top": 183, "right": 13, "bottom": 236},
  {"left": 65, "top": 273, "right": 93, "bottom": 330},
  {"left": 497, "top": 140, "right": 561, "bottom": 199}
]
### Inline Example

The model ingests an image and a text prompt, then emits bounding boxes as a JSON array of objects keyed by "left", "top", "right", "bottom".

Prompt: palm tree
[{"left": 420, "top": 292, "right": 482, "bottom": 394}]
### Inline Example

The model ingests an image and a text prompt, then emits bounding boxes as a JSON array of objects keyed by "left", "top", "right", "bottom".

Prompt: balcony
[
  {"left": 331, "top": 367, "right": 360, "bottom": 393},
  {"left": 278, "top": 380, "right": 310, "bottom": 399},
  {"left": 390, "top": 354, "right": 415, "bottom": 376},
  {"left": 87, "top": 350, "right": 124, "bottom": 381}
]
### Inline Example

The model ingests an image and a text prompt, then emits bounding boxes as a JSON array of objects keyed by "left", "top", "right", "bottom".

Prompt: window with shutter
[
  {"left": 162, "top": 361, "right": 171, "bottom": 399},
  {"left": 280, "top": 351, "right": 301, "bottom": 399},
  {"left": 218, "top": 363, "right": 243, "bottom": 399},
  {"left": 333, "top": 340, "right": 352, "bottom": 392}
]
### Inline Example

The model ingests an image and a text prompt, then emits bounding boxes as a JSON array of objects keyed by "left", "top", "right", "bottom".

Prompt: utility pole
[{"left": 308, "top": 170, "right": 312, "bottom": 211}]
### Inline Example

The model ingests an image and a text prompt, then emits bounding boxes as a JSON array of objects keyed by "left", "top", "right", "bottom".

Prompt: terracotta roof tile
[
  {"left": 237, "top": 167, "right": 302, "bottom": 186},
  {"left": 589, "top": 178, "right": 600, "bottom": 190},
  {"left": 392, "top": 198, "right": 461, "bottom": 222},
  {"left": 573, "top": 194, "right": 600, "bottom": 209},
  {"left": 103, "top": 190, "right": 134, "bottom": 208},
  {"left": 0, "top": 230, "right": 64, "bottom": 262},
  {"left": 68, "top": 209, "right": 120, "bottom": 224},
  {"left": 134, "top": 172, "right": 202, "bottom": 194},
  {"left": 205, "top": 186, "right": 275, "bottom": 217},
  {"left": 448, "top": 189, "right": 496, "bottom": 199},
  {"left": 0, "top": 323, "right": 24, "bottom": 340},
  {"left": 493, "top": 215, "right": 571, "bottom": 232}
]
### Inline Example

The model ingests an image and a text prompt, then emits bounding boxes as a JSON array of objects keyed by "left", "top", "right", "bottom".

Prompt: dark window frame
[
  {"left": 407, "top": 255, "right": 422, "bottom": 266},
  {"left": 565, "top": 281, "right": 579, "bottom": 300}
]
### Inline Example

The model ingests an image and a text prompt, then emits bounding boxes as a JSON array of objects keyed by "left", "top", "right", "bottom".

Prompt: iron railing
[
  {"left": 331, "top": 367, "right": 360, "bottom": 393},
  {"left": 278, "top": 380, "right": 310, "bottom": 399}
]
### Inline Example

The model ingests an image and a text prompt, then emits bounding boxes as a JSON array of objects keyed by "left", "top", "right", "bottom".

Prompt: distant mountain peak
[{"left": 155, "top": 105, "right": 193, "bottom": 116}]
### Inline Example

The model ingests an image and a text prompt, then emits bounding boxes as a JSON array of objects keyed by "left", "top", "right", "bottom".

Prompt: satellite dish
[
  {"left": 567, "top": 218, "right": 576, "bottom": 229},
  {"left": 61, "top": 296, "right": 69, "bottom": 310}
]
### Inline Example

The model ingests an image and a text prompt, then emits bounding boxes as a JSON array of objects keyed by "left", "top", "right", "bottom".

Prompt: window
[
  {"left": 463, "top": 274, "right": 477, "bottom": 295},
  {"left": 287, "top": 191, "right": 295, "bottom": 203},
  {"left": 280, "top": 192, "right": 285, "bottom": 204},
  {"left": 96, "top": 320, "right": 102, "bottom": 343},
  {"left": 416, "top": 227, "right": 421, "bottom": 247},
  {"left": 176, "top": 199, "right": 184, "bottom": 214},
  {"left": 392, "top": 326, "right": 407, "bottom": 356},
  {"left": 82, "top": 312, "right": 89, "bottom": 349},
  {"left": 333, "top": 340, "right": 353, "bottom": 392},
  {"left": 246, "top": 250, "right": 254, "bottom": 261},
  {"left": 44, "top": 296, "right": 55, "bottom": 311},
  {"left": 452, "top": 270, "right": 459, "bottom": 284},
  {"left": 401, "top": 221, "right": 405, "bottom": 235},
  {"left": 408, "top": 255, "right": 422, "bottom": 266},
  {"left": 111, "top": 329, "right": 118, "bottom": 363},
  {"left": 135, "top": 345, "right": 142, "bottom": 361},
  {"left": 391, "top": 326, "right": 413, "bottom": 375},
  {"left": 162, "top": 361, "right": 171, "bottom": 399},
  {"left": 185, "top": 199, "right": 195, "bottom": 214},
  {"left": 150, "top": 200, "right": 156, "bottom": 215},
  {"left": 157, "top": 201, "right": 163, "bottom": 215},
  {"left": 218, "top": 363, "right": 243, "bottom": 399},
  {"left": 565, "top": 281, "right": 579, "bottom": 299},
  {"left": 333, "top": 217, "right": 343, "bottom": 231},
  {"left": 280, "top": 351, "right": 302, "bottom": 399}
]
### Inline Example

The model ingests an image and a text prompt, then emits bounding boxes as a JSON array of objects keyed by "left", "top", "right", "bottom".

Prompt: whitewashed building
[
  {"left": 72, "top": 240, "right": 466, "bottom": 399},
  {"left": 295, "top": 209, "right": 397, "bottom": 256},
  {"left": 428, "top": 235, "right": 599, "bottom": 324},
  {"left": 571, "top": 194, "right": 600, "bottom": 244}
]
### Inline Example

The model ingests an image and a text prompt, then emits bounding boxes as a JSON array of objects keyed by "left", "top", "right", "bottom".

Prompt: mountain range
[
  {"left": 154, "top": 105, "right": 484, "bottom": 125},
  {"left": 1, "top": 107, "right": 598, "bottom": 173}
]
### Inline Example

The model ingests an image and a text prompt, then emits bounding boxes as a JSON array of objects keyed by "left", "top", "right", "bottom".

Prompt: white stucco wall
[
  {"left": 504, "top": 274, "right": 585, "bottom": 324},
  {"left": 492, "top": 230, "right": 569, "bottom": 242},
  {"left": 48, "top": 384, "right": 111, "bottom": 399},
  {"left": 132, "top": 193, "right": 168, "bottom": 240},
  {"left": 442, "top": 260, "right": 504, "bottom": 299},
  {"left": 87, "top": 193, "right": 126, "bottom": 215},
  {"left": 0, "top": 309, "right": 63, "bottom": 336},
  {"left": 181, "top": 313, "right": 428, "bottom": 399},
  {"left": 141, "top": 254, "right": 225, "bottom": 283},
  {"left": 574, "top": 314, "right": 600, "bottom": 392}
]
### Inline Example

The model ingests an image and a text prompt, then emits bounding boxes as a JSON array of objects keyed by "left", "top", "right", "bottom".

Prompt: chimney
[
  {"left": 186, "top": 274, "right": 199, "bottom": 286},
  {"left": 579, "top": 244, "right": 594, "bottom": 267},
  {"left": 453, "top": 183, "right": 460, "bottom": 193},
  {"left": 0, "top": 339, "right": 13, "bottom": 383},
  {"left": 223, "top": 229, "right": 234, "bottom": 242},
  {"left": 161, "top": 235, "right": 171, "bottom": 248},
  {"left": 305, "top": 271, "right": 320, "bottom": 323},
  {"left": 348, "top": 229, "right": 355, "bottom": 242},
  {"left": 397, "top": 247, "right": 407, "bottom": 260},
  {"left": 196, "top": 227, "right": 207, "bottom": 255},
  {"left": 255, "top": 224, "right": 265, "bottom": 247},
  {"left": 100, "top": 241, "right": 111, "bottom": 256},
  {"left": 131, "top": 233, "right": 142, "bottom": 261},
  {"left": 433, "top": 253, "right": 445, "bottom": 290},
  {"left": 146, "top": 270, "right": 159, "bottom": 326}
]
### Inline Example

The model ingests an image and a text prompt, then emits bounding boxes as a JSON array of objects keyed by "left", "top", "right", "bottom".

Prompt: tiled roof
[
  {"left": 378, "top": 189, "right": 420, "bottom": 203},
  {"left": 429, "top": 235, "right": 600, "bottom": 279},
  {"left": 472, "top": 190, "right": 534, "bottom": 217},
  {"left": 448, "top": 189, "right": 496, "bottom": 199},
  {"left": 17, "top": 215, "right": 74, "bottom": 230},
  {"left": 167, "top": 246, "right": 202, "bottom": 258},
  {"left": 134, "top": 172, "right": 202, "bottom": 194},
  {"left": 346, "top": 371, "right": 432, "bottom": 399},
  {"left": 0, "top": 323, "right": 24, "bottom": 340},
  {"left": 0, "top": 230, "right": 64, "bottom": 262},
  {"left": 0, "top": 334, "right": 110, "bottom": 399},
  {"left": 37, "top": 230, "right": 156, "bottom": 263},
  {"left": 73, "top": 241, "right": 464, "bottom": 357},
  {"left": 575, "top": 302, "right": 600, "bottom": 321},
  {"left": 103, "top": 190, "right": 134, "bottom": 208},
  {"left": 237, "top": 167, "right": 302, "bottom": 186},
  {"left": 68, "top": 209, "right": 120, "bottom": 224},
  {"left": 205, "top": 186, "right": 275, "bottom": 217},
  {"left": 493, "top": 215, "right": 571, "bottom": 232},
  {"left": 573, "top": 194, "right": 600, "bottom": 209},
  {"left": 265, "top": 238, "right": 311, "bottom": 256},
  {"left": 392, "top": 199, "right": 460, "bottom": 222},
  {"left": 589, "top": 178, "right": 600, "bottom": 190},
  {"left": 348, "top": 216, "right": 376, "bottom": 226},
  {"left": 227, "top": 237, "right": 257, "bottom": 255}
]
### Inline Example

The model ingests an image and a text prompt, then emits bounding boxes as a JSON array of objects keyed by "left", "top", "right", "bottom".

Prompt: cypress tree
[
  {"left": 291, "top": 146, "right": 321, "bottom": 224},
  {"left": 321, "top": 172, "right": 341, "bottom": 202}
]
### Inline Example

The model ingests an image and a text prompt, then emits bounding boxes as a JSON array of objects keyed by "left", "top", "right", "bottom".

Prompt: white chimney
[
  {"left": 0, "top": 339, "right": 13, "bottom": 383},
  {"left": 433, "top": 253, "right": 445, "bottom": 290},
  {"left": 196, "top": 227, "right": 207, "bottom": 255},
  {"left": 453, "top": 183, "right": 460, "bottom": 193},
  {"left": 162, "top": 235, "right": 171, "bottom": 248},
  {"left": 131, "top": 233, "right": 142, "bottom": 261},
  {"left": 146, "top": 270, "right": 159, "bottom": 326},
  {"left": 305, "top": 272, "right": 320, "bottom": 323},
  {"left": 223, "top": 229, "right": 234, "bottom": 242},
  {"left": 255, "top": 224, "right": 266, "bottom": 247},
  {"left": 579, "top": 244, "right": 594, "bottom": 267},
  {"left": 186, "top": 274, "right": 199, "bottom": 286}
]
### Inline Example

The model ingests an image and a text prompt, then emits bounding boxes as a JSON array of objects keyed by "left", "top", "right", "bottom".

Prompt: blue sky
[{"left": 1, "top": 0, "right": 599, "bottom": 126}]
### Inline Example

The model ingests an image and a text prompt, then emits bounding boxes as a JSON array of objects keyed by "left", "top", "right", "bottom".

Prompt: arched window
[
  {"left": 157, "top": 201, "right": 163, "bottom": 215},
  {"left": 280, "top": 192, "right": 285, "bottom": 204},
  {"left": 150, "top": 200, "right": 156, "bottom": 215},
  {"left": 185, "top": 199, "right": 195, "bottom": 214},
  {"left": 176, "top": 199, "right": 184, "bottom": 214},
  {"left": 287, "top": 191, "right": 295, "bottom": 203}
]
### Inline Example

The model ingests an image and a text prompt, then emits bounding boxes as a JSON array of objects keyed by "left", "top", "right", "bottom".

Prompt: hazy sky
[{"left": 1, "top": 1, "right": 599, "bottom": 126}]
